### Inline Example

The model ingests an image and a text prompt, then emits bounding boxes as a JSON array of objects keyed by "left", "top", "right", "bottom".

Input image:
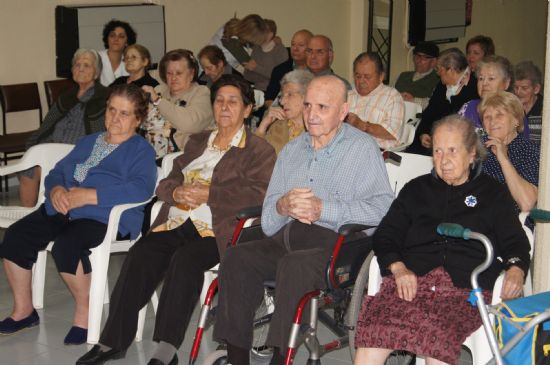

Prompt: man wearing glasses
[
  {"left": 347, "top": 52, "right": 405, "bottom": 150},
  {"left": 305, "top": 35, "right": 352, "bottom": 90},
  {"left": 395, "top": 41, "right": 440, "bottom": 110}
]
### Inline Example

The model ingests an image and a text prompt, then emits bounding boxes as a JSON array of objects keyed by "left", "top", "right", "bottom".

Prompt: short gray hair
[
  {"left": 281, "top": 69, "right": 314, "bottom": 95},
  {"left": 72, "top": 48, "right": 102, "bottom": 80},
  {"left": 515, "top": 61, "right": 542, "bottom": 87},
  {"left": 476, "top": 55, "right": 514, "bottom": 90},
  {"left": 432, "top": 114, "right": 487, "bottom": 163},
  {"left": 438, "top": 48, "right": 468, "bottom": 73}
]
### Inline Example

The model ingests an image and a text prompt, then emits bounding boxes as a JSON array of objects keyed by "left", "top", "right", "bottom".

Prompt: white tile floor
[
  {"left": 0, "top": 252, "right": 356, "bottom": 365},
  {"left": 0, "top": 189, "right": 354, "bottom": 365}
]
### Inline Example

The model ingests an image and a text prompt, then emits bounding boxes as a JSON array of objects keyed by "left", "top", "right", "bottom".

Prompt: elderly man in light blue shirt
[{"left": 214, "top": 75, "right": 394, "bottom": 365}]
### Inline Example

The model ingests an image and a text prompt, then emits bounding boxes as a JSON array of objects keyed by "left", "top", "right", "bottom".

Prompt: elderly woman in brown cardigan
[{"left": 77, "top": 74, "right": 276, "bottom": 365}]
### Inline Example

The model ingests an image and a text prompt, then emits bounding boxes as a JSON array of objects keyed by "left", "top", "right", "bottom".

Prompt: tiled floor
[{"left": 0, "top": 188, "right": 354, "bottom": 365}]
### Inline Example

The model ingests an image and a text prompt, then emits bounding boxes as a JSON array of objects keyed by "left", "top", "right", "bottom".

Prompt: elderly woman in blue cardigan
[{"left": 0, "top": 84, "right": 157, "bottom": 345}]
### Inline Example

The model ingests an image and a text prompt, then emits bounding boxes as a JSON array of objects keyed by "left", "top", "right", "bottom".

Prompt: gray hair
[
  {"left": 280, "top": 69, "right": 314, "bottom": 95},
  {"left": 72, "top": 48, "right": 102, "bottom": 80},
  {"left": 515, "top": 60, "right": 543, "bottom": 87},
  {"left": 438, "top": 48, "right": 468, "bottom": 73},
  {"left": 476, "top": 55, "right": 514, "bottom": 90},
  {"left": 431, "top": 114, "right": 487, "bottom": 163}
]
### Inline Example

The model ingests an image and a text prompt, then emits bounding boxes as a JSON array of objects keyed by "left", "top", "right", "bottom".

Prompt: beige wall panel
[
  {"left": 390, "top": 0, "right": 547, "bottom": 84},
  {"left": 0, "top": 0, "right": 352, "bottom": 132}
]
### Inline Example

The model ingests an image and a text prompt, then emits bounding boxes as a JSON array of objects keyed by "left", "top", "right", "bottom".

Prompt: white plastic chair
[
  {"left": 31, "top": 195, "right": 158, "bottom": 344},
  {"left": 385, "top": 101, "right": 422, "bottom": 152},
  {"left": 0, "top": 142, "right": 158, "bottom": 344},
  {"left": 365, "top": 218, "right": 534, "bottom": 365},
  {"left": 0, "top": 143, "right": 74, "bottom": 228},
  {"left": 135, "top": 151, "right": 184, "bottom": 342},
  {"left": 382, "top": 155, "right": 534, "bottom": 364},
  {"left": 385, "top": 152, "right": 433, "bottom": 196}
]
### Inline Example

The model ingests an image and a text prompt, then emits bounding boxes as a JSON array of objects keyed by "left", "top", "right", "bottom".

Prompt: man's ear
[
  {"left": 340, "top": 102, "right": 350, "bottom": 121},
  {"left": 243, "top": 104, "right": 253, "bottom": 119}
]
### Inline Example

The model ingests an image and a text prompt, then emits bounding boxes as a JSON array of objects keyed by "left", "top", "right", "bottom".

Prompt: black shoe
[
  {"left": 147, "top": 353, "right": 178, "bottom": 365},
  {"left": 0, "top": 309, "right": 40, "bottom": 335},
  {"left": 76, "top": 345, "right": 127, "bottom": 365}
]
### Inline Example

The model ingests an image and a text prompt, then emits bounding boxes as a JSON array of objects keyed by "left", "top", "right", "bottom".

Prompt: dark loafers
[
  {"left": 147, "top": 354, "right": 178, "bottom": 365},
  {"left": 0, "top": 309, "right": 40, "bottom": 335},
  {"left": 76, "top": 344, "right": 127, "bottom": 365},
  {"left": 64, "top": 326, "right": 88, "bottom": 345}
]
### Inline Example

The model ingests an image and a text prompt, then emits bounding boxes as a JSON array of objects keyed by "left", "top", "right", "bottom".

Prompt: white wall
[
  {"left": 0, "top": 0, "right": 353, "bottom": 122},
  {"left": 389, "top": 0, "right": 548, "bottom": 84},
  {"left": 1, "top": 0, "right": 547, "bottom": 130}
]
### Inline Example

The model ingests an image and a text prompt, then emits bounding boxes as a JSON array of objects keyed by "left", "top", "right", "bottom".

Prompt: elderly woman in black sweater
[
  {"left": 21, "top": 48, "right": 108, "bottom": 207},
  {"left": 354, "top": 115, "right": 530, "bottom": 365}
]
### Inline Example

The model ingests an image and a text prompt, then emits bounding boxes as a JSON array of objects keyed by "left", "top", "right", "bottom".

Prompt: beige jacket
[{"left": 155, "top": 82, "right": 215, "bottom": 149}]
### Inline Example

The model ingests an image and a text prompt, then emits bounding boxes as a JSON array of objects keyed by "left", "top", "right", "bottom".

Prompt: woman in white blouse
[{"left": 98, "top": 19, "right": 137, "bottom": 86}]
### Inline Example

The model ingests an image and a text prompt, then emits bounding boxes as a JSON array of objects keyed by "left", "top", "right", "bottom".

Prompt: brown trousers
[{"left": 213, "top": 221, "right": 339, "bottom": 351}]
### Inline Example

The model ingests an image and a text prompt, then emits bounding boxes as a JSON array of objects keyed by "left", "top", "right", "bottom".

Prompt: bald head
[
  {"left": 309, "top": 75, "right": 347, "bottom": 103},
  {"left": 304, "top": 75, "right": 349, "bottom": 149},
  {"left": 306, "top": 35, "right": 334, "bottom": 75}
]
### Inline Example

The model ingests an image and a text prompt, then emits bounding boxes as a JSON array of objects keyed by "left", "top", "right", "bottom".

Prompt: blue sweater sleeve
[{"left": 95, "top": 139, "right": 157, "bottom": 206}]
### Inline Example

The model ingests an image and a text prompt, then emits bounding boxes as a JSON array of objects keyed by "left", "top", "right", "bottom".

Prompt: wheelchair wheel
[
  {"left": 346, "top": 252, "right": 414, "bottom": 365},
  {"left": 347, "top": 251, "right": 374, "bottom": 360},
  {"left": 250, "top": 287, "right": 275, "bottom": 361},
  {"left": 203, "top": 349, "right": 228, "bottom": 365}
]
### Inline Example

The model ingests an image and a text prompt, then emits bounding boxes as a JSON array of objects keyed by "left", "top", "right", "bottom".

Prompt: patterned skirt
[{"left": 354, "top": 267, "right": 491, "bottom": 365}]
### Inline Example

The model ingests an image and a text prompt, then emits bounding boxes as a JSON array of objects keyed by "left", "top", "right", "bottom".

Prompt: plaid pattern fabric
[{"left": 348, "top": 84, "right": 405, "bottom": 149}]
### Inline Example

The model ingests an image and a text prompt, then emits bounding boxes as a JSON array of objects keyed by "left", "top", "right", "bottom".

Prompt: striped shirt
[
  {"left": 348, "top": 84, "right": 405, "bottom": 150},
  {"left": 261, "top": 123, "right": 394, "bottom": 236}
]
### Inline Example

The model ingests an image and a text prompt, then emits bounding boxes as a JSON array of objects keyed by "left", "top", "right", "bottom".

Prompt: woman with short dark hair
[
  {"left": 141, "top": 49, "right": 213, "bottom": 161},
  {"left": 466, "top": 34, "right": 495, "bottom": 73},
  {"left": 99, "top": 19, "right": 137, "bottom": 86},
  {"left": 198, "top": 45, "right": 242, "bottom": 88},
  {"left": 77, "top": 74, "right": 276, "bottom": 365},
  {"left": 0, "top": 84, "right": 157, "bottom": 345}
]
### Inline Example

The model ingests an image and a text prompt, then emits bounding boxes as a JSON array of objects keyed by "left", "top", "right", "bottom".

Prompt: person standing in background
[{"left": 98, "top": 19, "right": 137, "bottom": 86}]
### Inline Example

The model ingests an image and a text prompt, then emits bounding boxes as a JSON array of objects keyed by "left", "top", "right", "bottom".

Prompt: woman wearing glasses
[
  {"left": 111, "top": 44, "right": 159, "bottom": 88},
  {"left": 255, "top": 70, "right": 313, "bottom": 153}
]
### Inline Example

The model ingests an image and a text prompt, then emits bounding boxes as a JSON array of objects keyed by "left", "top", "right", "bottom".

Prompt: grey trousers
[{"left": 213, "top": 221, "right": 339, "bottom": 351}]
